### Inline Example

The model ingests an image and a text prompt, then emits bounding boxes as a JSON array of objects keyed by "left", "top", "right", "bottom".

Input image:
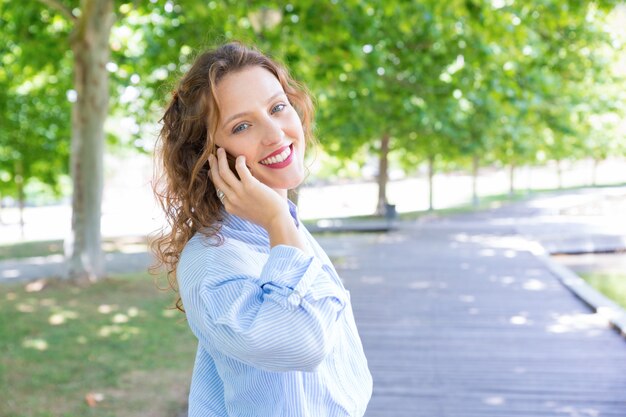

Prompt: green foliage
[
  {"left": 0, "top": 1, "right": 72, "bottom": 200},
  {"left": 1, "top": 0, "right": 624, "bottom": 203}
]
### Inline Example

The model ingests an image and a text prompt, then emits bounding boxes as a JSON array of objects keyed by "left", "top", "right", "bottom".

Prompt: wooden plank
[{"left": 325, "top": 223, "right": 626, "bottom": 417}]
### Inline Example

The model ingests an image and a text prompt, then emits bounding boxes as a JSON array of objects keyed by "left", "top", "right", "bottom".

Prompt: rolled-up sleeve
[{"left": 191, "top": 243, "right": 348, "bottom": 372}]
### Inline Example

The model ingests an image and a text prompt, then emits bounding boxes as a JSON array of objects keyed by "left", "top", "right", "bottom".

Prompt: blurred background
[
  {"left": 1, "top": 1, "right": 626, "bottom": 416},
  {"left": 1, "top": 0, "right": 625, "bottom": 244}
]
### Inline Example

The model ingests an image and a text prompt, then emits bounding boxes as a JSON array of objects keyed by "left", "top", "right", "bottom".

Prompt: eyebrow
[{"left": 222, "top": 92, "right": 287, "bottom": 127}]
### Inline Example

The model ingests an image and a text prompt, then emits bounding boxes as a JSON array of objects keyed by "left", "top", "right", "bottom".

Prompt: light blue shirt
[{"left": 177, "top": 200, "right": 373, "bottom": 417}]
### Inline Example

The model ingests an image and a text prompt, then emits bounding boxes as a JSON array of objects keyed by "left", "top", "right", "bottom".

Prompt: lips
[
  {"left": 259, "top": 144, "right": 292, "bottom": 165},
  {"left": 259, "top": 144, "right": 294, "bottom": 169}
]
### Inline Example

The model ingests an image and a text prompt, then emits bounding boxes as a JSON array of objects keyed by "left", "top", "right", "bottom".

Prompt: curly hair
[{"left": 150, "top": 42, "right": 315, "bottom": 311}]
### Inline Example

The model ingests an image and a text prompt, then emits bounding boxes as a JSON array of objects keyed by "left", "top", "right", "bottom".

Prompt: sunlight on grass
[
  {"left": 0, "top": 236, "right": 148, "bottom": 261},
  {"left": 0, "top": 272, "right": 196, "bottom": 417},
  {"left": 580, "top": 272, "right": 626, "bottom": 310},
  {"left": 22, "top": 338, "right": 49, "bottom": 351}
]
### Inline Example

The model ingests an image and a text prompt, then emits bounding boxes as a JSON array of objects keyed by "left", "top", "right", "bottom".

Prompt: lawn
[
  {"left": 304, "top": 184, "right": 611, "bottom": 225},
  {"left": 580, "top": 272, "right": 626, "bottom": 310},
  {"left": 0, "top": 272, "right": 196, "bottom": 417},
  {"left": 0, "top": 236, "right": 148, "bottom": 261}
]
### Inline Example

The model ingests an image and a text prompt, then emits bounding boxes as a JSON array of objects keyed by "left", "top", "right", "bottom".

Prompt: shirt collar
[
  {"left": 221, "top": 198, "right": 299, "bottom": 231},
  {"left": 287, "top": 199, "right": 300, "bottom": 228}
]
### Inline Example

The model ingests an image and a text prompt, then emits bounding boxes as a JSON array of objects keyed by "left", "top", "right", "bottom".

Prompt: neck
[{"left": 273, "top": 188, "right": 288, "bottom": 199}]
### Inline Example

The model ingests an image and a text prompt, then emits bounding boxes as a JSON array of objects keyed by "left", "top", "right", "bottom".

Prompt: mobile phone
[{"left": 217, "top": 147, "right": 241, "bottom": 180}]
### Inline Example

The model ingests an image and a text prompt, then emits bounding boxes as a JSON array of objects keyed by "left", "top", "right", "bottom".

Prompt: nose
[{"left": 260, "top": 117, "right": 285, "bottom": 146}]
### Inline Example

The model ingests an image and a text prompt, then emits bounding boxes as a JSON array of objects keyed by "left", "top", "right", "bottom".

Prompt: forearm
[
  {"left": 265, "top": 213, "right": 309, "bottom": 253},
  {"left": 193, "top": 244, "right": 348, "bottom": 372}
]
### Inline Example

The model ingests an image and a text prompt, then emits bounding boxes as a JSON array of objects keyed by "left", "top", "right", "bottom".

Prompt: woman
[{"left": 152, "top": 42, "right": 372, "bottom": 417}]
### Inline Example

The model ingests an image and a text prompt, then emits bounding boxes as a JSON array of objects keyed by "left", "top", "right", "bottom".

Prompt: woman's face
[{"left": 213, "top": 66, "right": 306, "bottom": 196}]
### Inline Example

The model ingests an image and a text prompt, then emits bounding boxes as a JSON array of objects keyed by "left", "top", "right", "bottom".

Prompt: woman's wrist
[{"left": 265, "top": 211, "right": 308, "bottom": 252}]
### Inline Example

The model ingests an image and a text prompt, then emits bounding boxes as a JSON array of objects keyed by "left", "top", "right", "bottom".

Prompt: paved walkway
[
  {"left": 334, "top": 208, "right": 626, "bottom": 416},
  {"left": 2, "top": 186, "right": 626, "bottom": 416}
]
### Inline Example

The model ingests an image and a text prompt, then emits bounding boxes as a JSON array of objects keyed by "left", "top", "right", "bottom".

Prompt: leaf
[{"left": 84, "top": 392, "right": 105, "bottom": 407}]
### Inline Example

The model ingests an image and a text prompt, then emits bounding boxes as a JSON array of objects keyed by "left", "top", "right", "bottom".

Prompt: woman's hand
[
  {"left": 208, "top": 148, "right": 289, "bottom": 230},
  {"left": 209, "top": 148, "right": 309, "bottom": 253}
]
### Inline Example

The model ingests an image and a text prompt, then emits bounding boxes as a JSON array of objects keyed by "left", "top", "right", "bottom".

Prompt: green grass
[
  {"left": 0, "top": 239, "right": 65, "bottom": 260},
  {"left": 580, "top": 272, "right": 626, "bottom": 310},
  {"left": 398, "top": 189, "right": 532, "bottom": 221},
  {"left": 0, "top": 236, "right": 148, "bottom": 261},
  {"left": 396, "top": 182, "right": 626, "bottom": 221},
  {"left": 0, "top": 273, "right": 196, "bottom": 417},
  {"left": 305, "top": 181, "right": 626, "bottom": 225},
  {"left": 303, "top": 188, "right": 536, "bottom": 226}
]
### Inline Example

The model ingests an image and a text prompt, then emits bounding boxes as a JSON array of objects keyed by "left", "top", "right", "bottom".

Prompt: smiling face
[{"left": 213, "top": 66, "right": 306, "bottom": 196}]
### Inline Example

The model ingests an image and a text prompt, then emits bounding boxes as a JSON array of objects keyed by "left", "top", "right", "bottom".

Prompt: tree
[
  {"left": 29, "top": 0, "right": 114, "bottom": 283},
  {"left": 0, "top": 2, "right": 72, "bottom": 236},
  {"left": 5, "top": 0, "right": 216, "bottom": 282},
  {"left": 3, "top": 0, "right": 180, "bottom": 282},
  {"left": 3, "top": 0, "right": 624, "bottom": 264}
]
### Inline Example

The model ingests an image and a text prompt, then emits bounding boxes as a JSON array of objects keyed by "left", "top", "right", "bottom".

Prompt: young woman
[{"left": 152, "top": 42, "right": 372, "bottom": 417}]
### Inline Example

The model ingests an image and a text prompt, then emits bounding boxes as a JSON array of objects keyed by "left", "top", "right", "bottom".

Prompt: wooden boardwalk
[{"left": 323, "top": 220, "right": 626, "bottom": 417}]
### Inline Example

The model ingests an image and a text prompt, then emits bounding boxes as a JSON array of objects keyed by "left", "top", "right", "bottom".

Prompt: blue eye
[
  {"left": 271, "top": 103, "right": 286, "bottom": 114},
  {"left": 232, "top": 123, "right": 250, "bottom": 134}
]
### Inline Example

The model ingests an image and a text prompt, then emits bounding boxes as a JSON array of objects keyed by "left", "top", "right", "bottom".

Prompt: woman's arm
[
  {"left": 181, "top": 242, "right": 348, "bottom": 372},
  {"left": 265, "top": 211, "right": 309, "bottom": 253},
  {"left": 198, "top": 149, "right": 346, "bottom": 371}
]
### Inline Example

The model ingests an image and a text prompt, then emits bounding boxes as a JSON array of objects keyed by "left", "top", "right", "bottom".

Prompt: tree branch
[{"left": 38, "top": 0, "right": 76, "bottom": 22}]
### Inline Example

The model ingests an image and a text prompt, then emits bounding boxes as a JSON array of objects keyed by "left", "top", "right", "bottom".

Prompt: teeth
[{"left": 261, "top": 146, "right": 291, "bottom": 165}]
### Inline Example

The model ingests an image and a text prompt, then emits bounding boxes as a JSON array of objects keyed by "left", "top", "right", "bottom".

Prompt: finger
[
  {"left": 208, "top": 154, "right": 233, "bottom": 196},
  {"left": 235, "top": 156, "right": 256, "bottom": 183},
  {"left": 216, "top": 148, "right": 243, "bottom": 192}
]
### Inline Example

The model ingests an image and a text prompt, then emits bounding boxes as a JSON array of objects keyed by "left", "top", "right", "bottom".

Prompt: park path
[
  {"left": 328, "top": 188, "right": 626, "bottom": 417},
  {"left": 2, "top": 187, "right": 626, "bottom": 417}
]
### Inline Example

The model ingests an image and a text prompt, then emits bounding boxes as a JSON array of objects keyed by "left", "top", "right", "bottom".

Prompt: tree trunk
[
  {"left": 592, "top": 158, "right": 599, "bottom": 186},
  {"left": 556, "top": 159, "right": 563, "bottom": 189},
  {"left": 472, "top": 154, "right": 479, "bottom": 207},
  {"left": 376, "top": 134, "right": 390, "bottom": 215},
  {"left": 509, "top": 163, "right": 515, "bottom": 197},
  {"left": 428, "top": 154, "right": 434, "bottom": 211},
  {"left": 66, "top": 0, "right": 114, "bottom": 283},
  {"left": 15, "top": 159, "right": 25, "bottom": 239}
]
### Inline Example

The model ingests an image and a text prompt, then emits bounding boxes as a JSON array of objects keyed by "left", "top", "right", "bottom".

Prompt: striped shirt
[{"left": 177, "top": 199, "right": 373, "bottom": 417}]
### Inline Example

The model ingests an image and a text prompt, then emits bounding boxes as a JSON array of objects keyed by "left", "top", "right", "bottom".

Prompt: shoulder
[{"left": 178, "top": 229, "right": 268, "bottom": 287}]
